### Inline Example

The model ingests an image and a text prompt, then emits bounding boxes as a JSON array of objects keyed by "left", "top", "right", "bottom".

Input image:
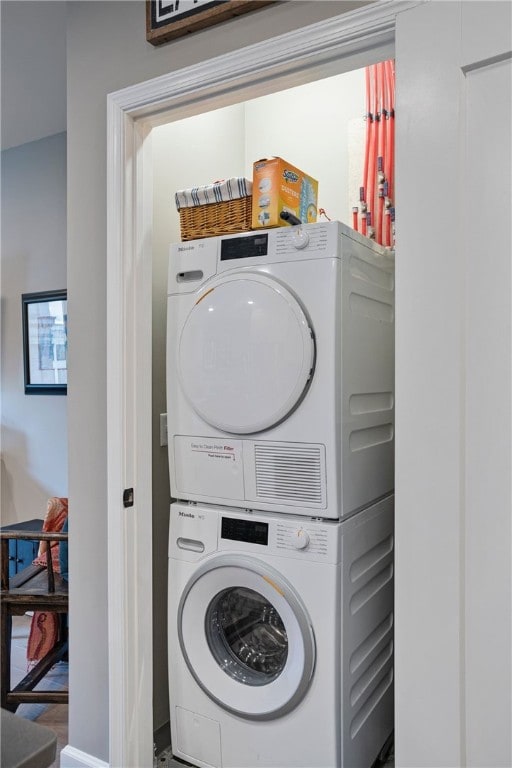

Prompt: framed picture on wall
[
  {"left": 22, "top": 290, "right": 68, "bottom": 395},
  {"left": 146, "top": 0, "right": 274, "bottom": 46}
]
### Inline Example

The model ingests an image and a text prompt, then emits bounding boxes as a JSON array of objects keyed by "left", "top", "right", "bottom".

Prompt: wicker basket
[{"left": 179, "top": 195, "right": 252, "bottom": 241}]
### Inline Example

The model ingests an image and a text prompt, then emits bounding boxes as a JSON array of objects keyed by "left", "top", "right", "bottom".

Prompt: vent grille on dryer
[{"left": 254, "top": 444, "right": 325, "bottom": 506}]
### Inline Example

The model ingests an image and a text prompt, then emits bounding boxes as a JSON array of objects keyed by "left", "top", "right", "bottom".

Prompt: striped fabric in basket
[{"left": 175, "top": 177, "right": 253, "bottom": 210}]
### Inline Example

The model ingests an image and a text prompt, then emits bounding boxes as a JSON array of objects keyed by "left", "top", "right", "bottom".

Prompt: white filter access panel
[{"left": 174, "top": 436, "right": 327, "bottom": 508}]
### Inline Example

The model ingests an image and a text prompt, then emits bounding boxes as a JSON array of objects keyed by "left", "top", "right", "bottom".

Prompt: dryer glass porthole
[
  {"left": 177, "top": 275, "right": 315, "bottom": 434},
  {"left": 205, "top": 586, "right": 288, "bottom": 686}
]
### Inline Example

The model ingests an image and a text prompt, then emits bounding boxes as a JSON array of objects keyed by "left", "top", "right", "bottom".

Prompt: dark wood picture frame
[
  {"left": 146, "top": 0, "right": 275, "bottom": 46},
  {"left": 22, "top": 290, "right": 68, "bottom": 395}
]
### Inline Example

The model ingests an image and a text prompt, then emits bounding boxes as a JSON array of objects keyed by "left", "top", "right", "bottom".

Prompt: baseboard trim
[{"left": 60, "top": 745, "right": 109, "bottom": 768}]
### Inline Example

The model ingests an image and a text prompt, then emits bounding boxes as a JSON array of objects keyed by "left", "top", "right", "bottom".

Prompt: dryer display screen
[
  {"left": 221, "top": 517, "right": 268, "bottom": 546},
  {"left": 220, "top": 234, "right": 268, "bottom": 261}
]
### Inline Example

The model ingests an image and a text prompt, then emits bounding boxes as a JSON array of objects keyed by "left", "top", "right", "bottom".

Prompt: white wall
[
  {"left": 395, "top": 2, "right": 511, "bottom": 766},
  {"left": 153, "top": 69, "right": 365, "bottom": 237},
  {"left": 1, "top": 132, "right": 68, "bottom": 525},
  {"left": 66, "top": 1, "right": 366, "bottom": 761},
  {"left": 153, "top": 103, "right": 246, "bottom": 246},
  {"left": 1, "top": 1, "right": 67, "bottom": 150},
  {"left": 244, "top": 70, "right": 365, "bottom": 223}
]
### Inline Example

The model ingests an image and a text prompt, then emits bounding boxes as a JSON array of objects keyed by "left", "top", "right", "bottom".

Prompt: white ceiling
[{"left": 1, "top": 0, "right": 67, "bottom": 151}]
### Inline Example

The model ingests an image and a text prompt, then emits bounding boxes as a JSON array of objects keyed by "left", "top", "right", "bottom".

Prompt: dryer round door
[
  {"left": 178, "top": 554, "right": 316, "bottom": 720},
  {"left": 177, "top": 274, "right": 315, "bottom": 434}
]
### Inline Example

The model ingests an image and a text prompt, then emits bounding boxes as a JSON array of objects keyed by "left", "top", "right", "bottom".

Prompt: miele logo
[
  {"left": 178, "top": 245, "right": 195, "bottom": 252},
  {"left": 178, "top": 510, "right": 195, "bottom": 519}
]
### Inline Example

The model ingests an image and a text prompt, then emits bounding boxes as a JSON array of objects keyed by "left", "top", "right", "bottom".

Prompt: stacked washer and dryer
[{"left": 166, "top": 220, "right": 395, "bottom": 768}]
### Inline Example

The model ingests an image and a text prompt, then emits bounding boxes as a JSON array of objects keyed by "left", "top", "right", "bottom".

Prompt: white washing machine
[
  {"left": 166, "top": 221, "right": 394, "bottom": 520},
  {"left": 168, "top": 496, "right": 394, "bottom": 768}
]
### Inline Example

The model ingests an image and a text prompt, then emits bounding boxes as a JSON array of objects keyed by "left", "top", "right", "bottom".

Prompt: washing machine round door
[
  {"left": 178, "top": 274, "right": 315, "bottom": 434},
  {"left": 178, "top": 555, "right": 316, "bottom": 720}
]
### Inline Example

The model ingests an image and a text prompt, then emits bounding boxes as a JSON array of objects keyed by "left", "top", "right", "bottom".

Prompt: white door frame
[{"left": 106, "top": 2, "right": 420, "bottom": 765}]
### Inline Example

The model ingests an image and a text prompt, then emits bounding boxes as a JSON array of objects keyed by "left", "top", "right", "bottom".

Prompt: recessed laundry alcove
[{"left": 150, "top": 64, "right": 382, "bottom": 753}]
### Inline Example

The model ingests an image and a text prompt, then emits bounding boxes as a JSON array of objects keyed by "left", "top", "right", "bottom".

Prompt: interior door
[{"left": 395, "top": 3, "right": 511, "bottom": 766}]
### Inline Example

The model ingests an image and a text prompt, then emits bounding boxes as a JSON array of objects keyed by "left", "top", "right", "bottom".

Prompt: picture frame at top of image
[
  {"left": 22, "top": 290, "right": 67, "bottom": 395},
  {"left": 146, "top": 0, "right": 274, "bottom": 46}
]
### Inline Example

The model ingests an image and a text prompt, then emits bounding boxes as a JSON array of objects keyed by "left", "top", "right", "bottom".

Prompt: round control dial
[
  {"left": 291, "top": 528, "right": 310, "bottom": 550},
  {"left": 291, "top": 228, "right": 310, "bottom": 250}
]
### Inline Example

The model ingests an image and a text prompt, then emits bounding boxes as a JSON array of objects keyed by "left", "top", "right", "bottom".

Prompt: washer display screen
[{"left": 221, "top": 517, "right": 268, "bottom": 546}]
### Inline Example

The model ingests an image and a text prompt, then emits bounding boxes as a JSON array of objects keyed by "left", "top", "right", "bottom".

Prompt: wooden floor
[
  {"left": 10, "top": 614, "right": 68, "bottom": 768},
  {"left": 9, "top": 615, "right": 394, "bottom": 768}
]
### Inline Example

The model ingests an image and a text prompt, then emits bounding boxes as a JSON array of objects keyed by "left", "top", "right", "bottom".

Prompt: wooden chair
[{"left": 1, "top": 528, "right": 68, "bottom": 712}]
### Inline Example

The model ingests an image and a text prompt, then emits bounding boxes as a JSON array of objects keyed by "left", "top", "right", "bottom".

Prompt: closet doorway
[
  {"left": 106, "top": 3, "right": 512, "bottom": 766},
  {"left": 107, "top": 5, "right": 396, "bottom": 761}
]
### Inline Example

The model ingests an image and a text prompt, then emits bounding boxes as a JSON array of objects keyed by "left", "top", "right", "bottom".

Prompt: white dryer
[
  {"left": 168, "top": 496, "right": 394, "bottom": 768},
  {"left": 166, "top": 221, "right": 394, "bottom": 519}
]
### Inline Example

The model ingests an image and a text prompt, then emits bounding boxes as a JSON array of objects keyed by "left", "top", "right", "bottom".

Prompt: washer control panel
[
  {"left": 276, "top": 520, "right": 328, "bottom": 555},
  {"left": 170, "top": 502, "right": 340, "bottom": 564},
  {"left": 290, "top": 528, "right": 310, "bottom": 550}
]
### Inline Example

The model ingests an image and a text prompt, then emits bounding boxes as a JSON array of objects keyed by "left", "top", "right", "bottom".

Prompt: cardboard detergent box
[{"left": 251, "top": 157, "right": 318, "bottom": 229}]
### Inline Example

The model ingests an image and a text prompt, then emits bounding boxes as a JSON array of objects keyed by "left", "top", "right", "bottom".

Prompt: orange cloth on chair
[
  {"left": 32, "top": 497, "right": 68, "bottom": 571},
  {"left": 27, "top": 497, "right": 68, "bottom": 664}
]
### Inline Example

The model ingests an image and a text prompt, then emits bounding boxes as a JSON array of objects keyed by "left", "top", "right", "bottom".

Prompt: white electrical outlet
[{"left": 159, "top": 413, "right": 168, "bottom": 447}]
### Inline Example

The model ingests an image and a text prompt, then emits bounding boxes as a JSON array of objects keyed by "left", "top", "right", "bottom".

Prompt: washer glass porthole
[{"left": 205, "top": 586, "right": 288, "bottom": 686}]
